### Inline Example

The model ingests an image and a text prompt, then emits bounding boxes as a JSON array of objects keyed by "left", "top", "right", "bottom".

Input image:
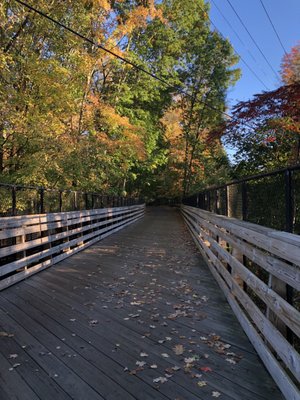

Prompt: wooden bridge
[{"left": 0, "top": 205, "right": 299, "bottom": 399}]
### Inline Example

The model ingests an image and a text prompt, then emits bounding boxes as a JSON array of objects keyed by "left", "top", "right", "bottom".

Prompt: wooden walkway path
[{"left": 0, "top": 207, "right": 284, "bottom": 400}]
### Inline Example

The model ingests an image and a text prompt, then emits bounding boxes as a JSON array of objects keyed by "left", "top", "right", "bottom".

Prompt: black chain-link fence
[
  {"left": 183, "top": 165, "right": 300, "bottom": 235},
  {"left": 0, "top": 183, "right": 143, "bottom": 216}
]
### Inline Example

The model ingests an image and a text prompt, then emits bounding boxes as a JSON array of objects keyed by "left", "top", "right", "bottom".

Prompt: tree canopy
[
  {"left": 222, "top": 44, "right": 300, "bottom": 177},
  {"left": 1, "top": 0, "right": 240, "bottom": 198}
]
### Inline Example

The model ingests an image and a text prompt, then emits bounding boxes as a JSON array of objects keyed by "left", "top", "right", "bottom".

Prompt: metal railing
[
  {"left": 0, "top": 183, "right": 143, "bottom": 216},
  {"left": 183, "top": 165, "right": 300, "bottom": 235}
]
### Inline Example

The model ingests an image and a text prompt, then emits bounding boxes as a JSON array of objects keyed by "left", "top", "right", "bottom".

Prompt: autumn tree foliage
[
  {"left": 222, "top": 42, "right": 300, "bottom": 176},
  {"left": 281, "top": 42, "right": 300, "bottom": 84},
  {"left": 0, "top": 0, "right": 239, "bottom": 198}
]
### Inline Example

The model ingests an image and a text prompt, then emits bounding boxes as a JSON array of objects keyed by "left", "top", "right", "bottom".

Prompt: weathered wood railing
[
  {"left": 182, "top": 205, "right": 300, "bottom": 400},
  {"left": 0, "top": 204, "right": 145, "bottom": 290}
]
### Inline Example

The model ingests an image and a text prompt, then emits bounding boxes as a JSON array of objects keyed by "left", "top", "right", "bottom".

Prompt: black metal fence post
[
  {"left": 285, "top": 169, "right": 293, "bottom": 233},
  {"left": 284, "top": 169, "right": 294, "bottom": 343},
  {"left": 40, "top": 188, "right": 44, "bottom": 214},
  {"left": 224, "top": 185, "right": 228, "bottom": 217},
  {"left": 85, "top": 192, "right": 89, "bottom": 210},
  {"left": 242, "top": 182, "right": 248, "bottom": 221},
  {"left": 59, "top": 191, "right": 63, "bottom": 212},
  {"left": 12, "top": 186, "right": 16, "bottom": 216}
]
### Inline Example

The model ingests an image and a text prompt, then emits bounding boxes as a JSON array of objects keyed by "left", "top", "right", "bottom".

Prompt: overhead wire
[
  {"left": 14, "top": 0, "right": 241, "bottom": 123},
  {"left": 259, "top": 0, "right": 288, "bottom": 56},
  {"left": 201, "top": 2, "right": 269, "bottom": 90},
  {"left": 225, "top": 0, "right": 281, "bottom": 81},
  {"left": 211, "top": 0, "right": 252, "bottom": 58},
  {"left": 210, "top": 0, "right": 270, "bottom": 79}
]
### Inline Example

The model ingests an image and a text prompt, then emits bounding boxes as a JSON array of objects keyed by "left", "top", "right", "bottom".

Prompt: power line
[
  {"left": 259, "top": 0, "right": 288, "bottom": 56},
  {"left": 202, "top": 2, "right": 270, "bottom": 90},
  {"left": 225, "top": 0, "right": 281, "bottom": 81},
  {"left": 210, "top": 0, "right": 270, "bottom": 79},
  {"left": 14, "top": 0, "right": 240, "bottom": 123},
  {"left": 211, "top": 0, "right": 249, "bottom": 56}
]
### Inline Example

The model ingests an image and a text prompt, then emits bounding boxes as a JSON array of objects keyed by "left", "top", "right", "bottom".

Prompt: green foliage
[{"left": 0, "top": 0, "right": 239, "bottom": 199}]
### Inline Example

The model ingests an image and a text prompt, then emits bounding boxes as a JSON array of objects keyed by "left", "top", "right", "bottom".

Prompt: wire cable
[
  {"left": 14, "top": 0, "right": 241, "bottom": 122},
  {"left": 211, "top": 0, "right": 270, "bottom": 80},
  {"left": 225, "top": 0, "right": 281, "bottom": 81},
  {"left": 13, "top": 0, "right": 262, "bottom": 133},
  {"left": 202, "top": 2, "right": 270, "bottom": 90},
  {"left": 259, "top": 0, "right": 288, "bottom": 56}
]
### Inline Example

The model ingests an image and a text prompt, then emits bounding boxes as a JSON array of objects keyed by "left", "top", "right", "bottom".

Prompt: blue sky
[{"left": 208, "top": 0, "right": 300, "bottom": 108}]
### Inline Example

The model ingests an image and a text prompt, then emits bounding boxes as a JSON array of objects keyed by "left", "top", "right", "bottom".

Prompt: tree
[
  {"left": 281, "top": 42, "right": 300, "bottom": 84},
  {"left": 0, "top": 0, "right": 239, "bottom": 200},
  {"left": 118, "top": 0, "right": 239, "bottom": 197},
  {"left": 224, "top": 83, "right": 300, "bottom": 175},
  {"left": 221, "top": 42, "right": 300, "bottom": 176}
]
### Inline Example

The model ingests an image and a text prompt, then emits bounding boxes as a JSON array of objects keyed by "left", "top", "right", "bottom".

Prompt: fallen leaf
[
  {"left": 200, "top": 366, "right": 212, "bottom": 372},
  {"left": 140, "top": 352, "right": 148, "bottom": 357},
  {"left": 173, "top": 344, "right": 184, "bottom": 355},
  {"left": 0, "top": 332, "right": 14, "bottom": 338},
  {"left": 136, "top": 361, "right": 146, "bottom": 367},
  {"left": 153, "top": 377, "right": 168, "bottom": 384},
  {"left": 150, "top": 364, "right": 158, "bottom": 369},
  {"left": 226, "top": 358, "right": 236, "bottom": 365},
  {"left": 212, "top": 391, "right": 221, "bottom": 398},
  {"left": 184, "top": 356, "right": 198, "bottom": 364},
  {"left": 8, "top": 354, "right": 18, "bottom": 359},
  {"left": 197, "top": 381, "right": 207, "bottom": 387},
  {"left": 161, "top": 353, "right": 169, "bottom": 358}
]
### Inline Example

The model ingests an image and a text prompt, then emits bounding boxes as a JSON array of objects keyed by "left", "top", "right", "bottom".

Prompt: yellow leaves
[
  {"left": 83, "top": 0, "right": 110, "bottom": 11},
  {"left": 161, "top": 108, "right": 183, "bottom": 141},
  {"left": 85, "top": 94, "right": 145, "bottom": 161},
  {"left": 117, "top": 2, "right": 164, "bottom": 36},
  {"left": 93, "top": 0, "right": 111, "bottom": 11},
  {"left": 173, "top": 344, "right": 185, "bottom": 355}
]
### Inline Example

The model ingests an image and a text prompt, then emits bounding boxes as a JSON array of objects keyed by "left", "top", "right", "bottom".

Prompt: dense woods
[
  {"left": 0, "top": 0, "right": 239, "bottom": 199},
  {"left": 0, "top": 1, "right": 299, "bottom": 199}
]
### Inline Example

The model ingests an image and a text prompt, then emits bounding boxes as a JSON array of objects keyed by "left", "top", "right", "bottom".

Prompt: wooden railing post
[{"left": 227, "top": 185, "right": 244, "bottom": 288}]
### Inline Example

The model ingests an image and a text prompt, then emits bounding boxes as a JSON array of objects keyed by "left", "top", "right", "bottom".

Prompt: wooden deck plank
[
  {"left": 5, "top": 281, "right": 258, "bottom": 400},
  {"left": 0, "top": 329, "right": 72, "bottom": 400},
  {"left": 0, "top": 207, "right": 284, "bottom": 400},
  {"left": 19, "top": 269, "right": 282, "bottom": 398}
]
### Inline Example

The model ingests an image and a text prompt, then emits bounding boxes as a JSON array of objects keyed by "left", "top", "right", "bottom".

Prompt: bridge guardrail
[
  {"left": 0, "top": 204, "right": 145, "bottom": 290},
  {"left": 182, "top": 204, "right": 300, "bottom": 400},
  {"left": 182, "top": 165, "right": 300, "bottom": 235},
  {"left": 0, "top": 182, "right": 143, "bottom": 216}
]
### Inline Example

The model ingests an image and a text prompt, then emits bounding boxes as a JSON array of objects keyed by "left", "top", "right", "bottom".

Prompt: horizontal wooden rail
[
  {"left": 181, "top": 205, "right": 300, "bottom": 400},
  {"left": 0, "top": 204, "right": 145, "bottom": 290}
]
